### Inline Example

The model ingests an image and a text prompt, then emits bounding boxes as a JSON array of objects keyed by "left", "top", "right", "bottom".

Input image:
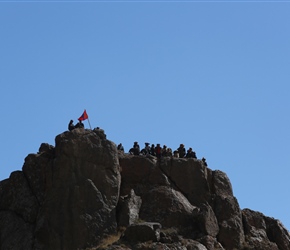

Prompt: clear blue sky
[{"left": 1, "top": 0, "right": 289, "bottom": 231}]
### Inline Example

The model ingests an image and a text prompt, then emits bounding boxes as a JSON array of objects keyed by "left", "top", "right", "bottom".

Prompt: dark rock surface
[
  {"left": 122, "top": 222, "right": 161, "bottom": 242},
  {"left": 117, "top": 189, "right": 142, "bottom": 227},
  {"left": 0, "top": 128, "right": 289, "bottom": 250}
]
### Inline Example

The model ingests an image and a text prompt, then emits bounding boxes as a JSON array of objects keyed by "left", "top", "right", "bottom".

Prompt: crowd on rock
[
  {"left": 67, "top": 119, "right": 207, "bottom": 166},
  {"left": 117, "top": 142, "right": 207, "bottom": 166}
]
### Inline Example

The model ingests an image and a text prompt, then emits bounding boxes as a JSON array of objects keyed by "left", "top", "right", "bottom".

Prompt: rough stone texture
[
  {"left": 160, "top": 158, "right": 211, "bottom": 206},
  {"left": 194, "top": 203, "right": 219, "bottom": 238},
  {"left": 265, "top": 215, "right": 290, "bottom": 250},
  {"left": 0, "top": 171, "right": 39, "bottom": 223},
  {"left": 22, "top": 143, "right": 55, "bottom": 206},
  {"left": 139, "top": 185, "right": 196, "bottom": 229},
  {"left": 211, "top": 170, "right": 234, "bottom": 197},
  {"left": 210, "top": 170, "right": 245, "bottom": 250},
  {"left": 122, "top": 222, "right": 161, "bottom": 243},
  {"left": 242, "top": 208, "right": 279, "bottom": 250},
  {"left": 214, "top": 195, "right": 244, "bottom": 249},
  {"left": 182, "top": 239, "right": 208, "bottom": 250},
  {"left": 34, "top": 128, "right": 121, "bottom": 250},
  {"left": 119, "top": 154, "right": 170, "bottom": 196},
  {"left": 197, "top": 235, "right": 225, "bottom": 250},
  {"left": 118, "top": 238, "right": 209, "bottom": 250},
  {"left": 0, "top": 129, "right": 121, "bottom": 250},
  {"left": 0, "top": 128, "right": 289, "bottom": 250},
  {"left": 117, "top": 189, "right": 142, "bottom": 227},
  {"left": 0, "top": 211, "right": 34, "bottom": 250}
]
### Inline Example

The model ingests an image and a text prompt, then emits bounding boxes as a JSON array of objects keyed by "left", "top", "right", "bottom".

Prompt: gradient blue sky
[{"left": 1, "top": 0, "right": 290, "bottom": 231}]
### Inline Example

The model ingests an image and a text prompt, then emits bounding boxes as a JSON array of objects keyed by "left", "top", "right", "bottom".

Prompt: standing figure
[
  {"left": 150, "top": 144, "right": 156, "bottom": 156},
  {"left": 162, "top": 145, "right": 168, "bottom": 157},
  {"left": 155, "top": 144, "right": 162, "bottom": 159}
]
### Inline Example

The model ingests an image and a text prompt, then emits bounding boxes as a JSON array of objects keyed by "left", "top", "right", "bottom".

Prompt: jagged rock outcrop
[
  {"left": 0, "top": 128, "right": 289, "bottom": 250},
  {"left": 1, "top": 128, "right": 120, "bottom": 250},
  {"left": 117, "top": 189, "right": 142, "bottom": 227},
  {"left": 242, "top": 208, "right": 290, "bottom": 250}
]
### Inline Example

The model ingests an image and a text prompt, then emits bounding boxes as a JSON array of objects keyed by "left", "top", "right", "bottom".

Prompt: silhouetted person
[
  {"left": 177, "top": 144, "right": 186, "bottom": 158},
  {"left": 202, "top": 157, "right": 208, "bottom": 167},
  {"left": 161, "top": 145, "right": 168, "bottom": 157},
  {"left": 185, "top": 148, "right": 197, "bottom": 159},
  {"left": 150, "top": 144, "right": 156, "bottom": 156},
  {"left": 134, "top": 142, "right": 140, "bottom": 155},
  {"left": 141, "top": 143, "right": 150, "bottom": 155},
  {"left": 68, "top": 120, "right": 75, "bottom": 131},
  {"left": 166, "top": 148, "right": 173, "bottom": 157},
  {"left": 155, "top": 144, "right": 162, "bottom": 159},
  {"left": 75, "top": 120, "right": 84, "bottom": 129},
  {"left": 117, "top": 143, "right": 124, "bottom": 152},
  {"left": 173, "top": 150, "right": 179, "bottom": 158},
  {"left": 129, "top": 142, "right": 140, "bottom": 155}
]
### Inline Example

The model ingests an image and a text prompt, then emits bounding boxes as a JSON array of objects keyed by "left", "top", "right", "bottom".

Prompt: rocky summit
[{"left": 0, "top": 128, "right": 289, "bottom": 250}]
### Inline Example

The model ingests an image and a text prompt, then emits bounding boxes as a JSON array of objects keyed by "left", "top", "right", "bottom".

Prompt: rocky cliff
[{"left": 0, "top": 128, "right": 289, "bottom": 250}]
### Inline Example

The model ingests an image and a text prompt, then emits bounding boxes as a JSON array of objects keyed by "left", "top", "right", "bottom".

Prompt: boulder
[
  {"left": 264, "top": 216, "right": 290, "bottom": 250},
  {"left": 139, "top": 186, "right": 196, "bottom": 229},
  {"left": 181, "top": 239, "right": 208, "bottom": 250},
  {"left": 194, "top": 203, "right": 219, "bottom": 237},
  {"left": 214, "top": 195, "right": 244, "bottom": 249},
  {"left": 197, "top": 235, "right": 225, "bottom": 250},
  {"left": 119, "top": 154, "right": 170, "bottom": 196},
  {"left": 242, "top": 209, "right": 279, "bottom": 250},
  {"left": 209, "top": 170, "right": 245, "bottom": 250},
  {"left": 211, "top": 170, "right": 233, "bottom": 197},
  {"left": 159, "top": 158, "right": 211, "bottom": 206},
  {"left": 117, "top": 189, "right": 142, "bottom": 227}
]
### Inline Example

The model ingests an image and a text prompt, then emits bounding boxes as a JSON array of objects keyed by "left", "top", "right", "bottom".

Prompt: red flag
[{"left": 78, "top": 110, "right": 88, "bottom": 121}]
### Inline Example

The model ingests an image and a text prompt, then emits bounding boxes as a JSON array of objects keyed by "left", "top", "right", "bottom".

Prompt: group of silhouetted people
[
  {"left": 117, "top": 141, "right": 207, "bottom": 166},
  {"left": 67, "top": 118, "right": 208, "bottom": 166},
  {"left": 68, "top": 119, "right": 84, "bottom": 131}
]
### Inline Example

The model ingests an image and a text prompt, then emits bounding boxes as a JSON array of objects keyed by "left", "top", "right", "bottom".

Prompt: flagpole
[
  {"left": 87, "top": 117, "right": 92, "bottom": 130},
  {"left": 79, "top": 109, "right": 92, "bottom": 130}
]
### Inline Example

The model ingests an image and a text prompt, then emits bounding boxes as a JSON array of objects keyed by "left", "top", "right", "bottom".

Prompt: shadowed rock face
[
  {"left": 0, "top": 128, "right": 289, "bottom": 250},
  {"left": 0, "top": 128, "right": 121, "bottom": 250}
]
